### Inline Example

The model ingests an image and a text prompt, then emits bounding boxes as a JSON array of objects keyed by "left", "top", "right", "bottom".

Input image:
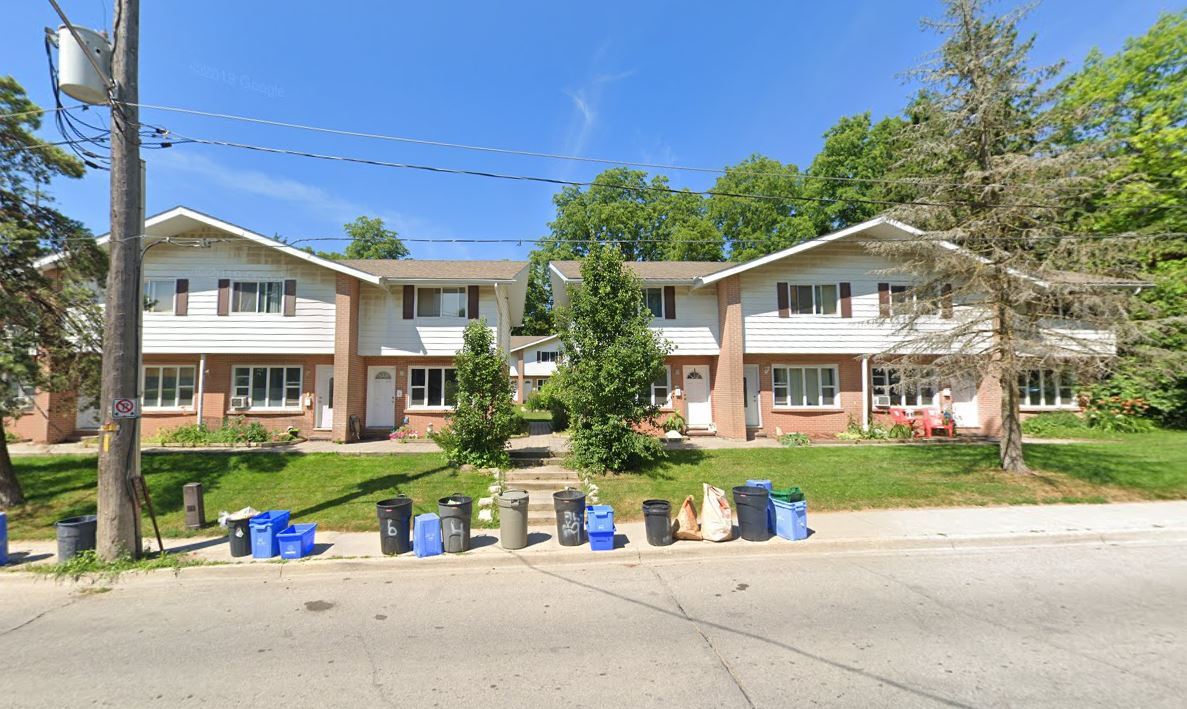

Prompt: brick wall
[
  {"left": 5, "top": 388, "right": 75, "bottom": 444},
  {"left": 746, "top": 354, "right": 864, "bottom": 437},
  {"left": 713, "top": 276, "right": 747, "bottom": 439},
  {"left": 332, "top": 274, "right": 366, "bottom": 442}
]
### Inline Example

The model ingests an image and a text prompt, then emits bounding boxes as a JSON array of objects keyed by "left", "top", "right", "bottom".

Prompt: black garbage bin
[
  {"left": 732, "top": 486, "right": 771, "bottom": 542},
  {"left": 377, "top": 496, "right": 414, "bottom": 555},
  {"left": 642, "top": 499, "right": 674, "bottom": 546},
  {"left": 553, "top": 488, "right": 587, "bottom": 546},
  {"left": 226, "top": 516, "right": 253, "bottom": 558},
  {"left": 438, "top": 493, "right": 473, "bottom": 553},
  {"left": 56, "top": 514, "right": 97, "bottom": 561}
]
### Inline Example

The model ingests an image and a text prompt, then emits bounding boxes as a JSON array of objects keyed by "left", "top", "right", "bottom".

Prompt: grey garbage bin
[
  {"left": 497, "top": 489, "right": 529, "bottom": 550},
  {"left": 553, "top": 488, "right": 587, "bottom": 546},
  {"left": 56, "top": 514, "right": 97, "bottom": 561}
]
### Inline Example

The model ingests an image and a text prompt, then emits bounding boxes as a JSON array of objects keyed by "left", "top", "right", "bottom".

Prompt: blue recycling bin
[
  {"left": 586, "top": 504, "right": 615, "bottom": 551},
  {"left": 413, "top": 513, "right": 443, "bottom": 558},
  {"left": 277, "top": 523, "right": 317, "bottom": 559},
  {"left": 747, "top": 479, "right": 775, "bottom": 532},
  {"left": 0, "top": 511, "right": 8, "bottom": 566},
  {"left": 772, "top": 498, "right": 808, "bottom": 541},
  {"left": 250, "top": 510, "right": 291, "bottom": 559}
]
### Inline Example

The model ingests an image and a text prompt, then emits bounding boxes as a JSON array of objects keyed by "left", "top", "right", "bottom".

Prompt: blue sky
[{"left": 3, "top": 1, "right": 1180, "bottom": 260}]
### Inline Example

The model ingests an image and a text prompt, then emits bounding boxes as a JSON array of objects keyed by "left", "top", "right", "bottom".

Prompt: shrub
[
  {"left": 529, "top": 377, "right": 569, "bottom": 431},
  {"left": 779, "top": 432, "right": 811, "bottom": 447},
  {"left": 1083, "top": 394, "right": 1157, "bottom": 433},
  {"left": 887, "top": 423, "right": 915, "bottom": 439},
  {"left": 437, "top": 320, "right": 518, "bottom": 468},
  {"left": 1021, "top": 411, "right": 1086, "bottom": 437},
  {"left": 662, "top": 411, "right": 687, "bottom": 434},
  {"left": 155, "top": 417, "right": 279, "bottom": 446}
]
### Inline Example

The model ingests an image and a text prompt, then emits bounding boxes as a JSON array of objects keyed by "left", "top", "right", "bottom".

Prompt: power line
[
  {"left": 0, "top": 104, "right": 90, "bottom": 120},
  {"left": 119, "top": 101, "right": 1187, "bottom": 196},
  {"left": 163, "top": 129, "right": 1092, "bottom": 211}
]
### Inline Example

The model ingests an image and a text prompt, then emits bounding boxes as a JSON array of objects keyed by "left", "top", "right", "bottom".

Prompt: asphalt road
[{"left": 2, "top": 537, "right": 1184, "bottom": 708}]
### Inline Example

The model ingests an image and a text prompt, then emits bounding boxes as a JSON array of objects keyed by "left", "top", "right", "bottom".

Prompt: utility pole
[{"left": 97, "top": 0, "right": 142, "bottom": 560}]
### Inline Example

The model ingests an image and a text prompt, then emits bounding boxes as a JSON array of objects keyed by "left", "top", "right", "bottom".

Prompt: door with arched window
[
  {"left": 684, "top": 365, "right": 712, "bottom": 428},
  {"left": 366, "top": 366, "right": 396, "bottom": 429}
]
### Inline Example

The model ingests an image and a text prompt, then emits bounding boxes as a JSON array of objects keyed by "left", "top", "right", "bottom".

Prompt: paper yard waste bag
[
  {"left": 700, "top": 483, "right": 734, "bottom": 542},
  {"left": 673, "top": 495, "right": 702, "bottom": 541}
]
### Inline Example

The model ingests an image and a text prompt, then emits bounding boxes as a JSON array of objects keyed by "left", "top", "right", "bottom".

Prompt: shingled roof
[
  {"left": 337, "top": 260, "right": 528, "bottom": 281},
  {"left": 549, "top": 260, "right": 728, "bottom": 282}
]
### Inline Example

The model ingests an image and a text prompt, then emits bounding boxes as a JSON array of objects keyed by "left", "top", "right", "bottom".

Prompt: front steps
[{"left": 504, "top": 464, "right": 581, "bottom": 525}]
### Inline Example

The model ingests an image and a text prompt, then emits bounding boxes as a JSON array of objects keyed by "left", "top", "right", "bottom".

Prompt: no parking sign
[{"left": 111, "top": 398, "right": 139, "bottom": 419}]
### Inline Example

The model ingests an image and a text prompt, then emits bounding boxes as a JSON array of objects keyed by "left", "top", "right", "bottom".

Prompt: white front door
[
  {"left": 366, "top": 366, "right": 396, "bottom": 429},
  {"left": 743, "top": 364, "right": 761, "bottom": 428},
  {"left": 315, "top": 365, "right": 334, "bottom": 430},
  {"left": 684, "top": 365, "right": 712, "bottom": 427},
  {"left": 950, "top": 374, "right": 980, "bottom": 428}
]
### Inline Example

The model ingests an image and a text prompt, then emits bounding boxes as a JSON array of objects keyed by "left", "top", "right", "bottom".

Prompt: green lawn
[
  {"left": 7, "top": 431, "right": 1185, "bottom": 538},
  {"left": 594, "top": 430, "right": 1187, "bottom": 520},
  {"left": 5, "top": 452, "right": 490, "bottom": 540}
]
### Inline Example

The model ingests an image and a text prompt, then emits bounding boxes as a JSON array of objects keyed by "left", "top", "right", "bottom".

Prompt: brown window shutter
[
  {"left": 776, "top": 282, "right": 789, "bottom": 318},
  {"left": 663, "top": 286, "right": 676, "bottom": 319},
  {"left": 467, "top": 285, "right": 480, "bottom": 319},
  {"left": 839, "top": 282, "right": 852, "bottom": 318},
  {"left": 283, "top": 279, "right": 297, "bottom": 316},
  {"left": 217, "top": 279, "right": 230, "bottom": 316},
  {"left": 878, "top": 283, "right": 890, "bottom": 317},
  {"left": 403, "top": 285, "right": 415, "bottom": 319},
  {"left": 941, "top": 283, "right": 953, "bottom": 319},
  {"left": 174, "top": 279, "right": 189, "bottom": 316}
]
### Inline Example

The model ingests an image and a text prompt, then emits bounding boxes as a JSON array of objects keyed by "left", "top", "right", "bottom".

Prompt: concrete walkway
[{"left": 6, "top": 500, "right": 1184, "bottom": 571}]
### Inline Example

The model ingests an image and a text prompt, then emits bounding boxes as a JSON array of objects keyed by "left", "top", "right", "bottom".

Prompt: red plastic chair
[
  {"left": 888, "top": 407, "right": 921, "bottom": 437},
  {"left": 921, "top": 408, "right": 955, "bottom": 438}
]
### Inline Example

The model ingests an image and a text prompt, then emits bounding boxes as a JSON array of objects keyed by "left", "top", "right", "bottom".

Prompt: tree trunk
[
  {"left": 0, "top": 418, "right": 25, "bottom": 507},
  {"left": 999, "top": 374, "right": 1029, "bottom": 474}
]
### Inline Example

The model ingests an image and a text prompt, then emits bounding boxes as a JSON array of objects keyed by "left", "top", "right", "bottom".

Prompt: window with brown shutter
[
  {"left": 174, "top": 279, "right": 189, "bottom": 316},
  {"left": 467, "top": 285, "right": 480, "bottom": 320},
  {"left": 878, "top": 283, "right": 890, "bottom": 317},
  {"left": 217, "top": 279, "right": 230, "bottom": 316},
  {"left": 283, "top": 279, "right": 297, "bottom": 316},
  {"left": 663, "top": 286, "right": 676, "bottom": 320},
  {"left": 776, "top": 282, "right": 789, "bottom": 318},
  {"left": 839, "top": 282, "right": 852, "bottom": 318},
  {"left": 402, "top": 285, "right": 415, "bottom": 319}
]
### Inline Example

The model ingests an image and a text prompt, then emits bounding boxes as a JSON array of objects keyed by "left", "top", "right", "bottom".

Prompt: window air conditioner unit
[
  {"left": 873, "top": 395, "right": 892, "bottom": 408},
  {"left": 230, "top": 396, "right": 250, "bottom": 410}
]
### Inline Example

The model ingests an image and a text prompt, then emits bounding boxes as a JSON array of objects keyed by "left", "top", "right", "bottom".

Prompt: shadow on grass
[{"left": 288, "top": 465, "right": 451, "bottom": 520}]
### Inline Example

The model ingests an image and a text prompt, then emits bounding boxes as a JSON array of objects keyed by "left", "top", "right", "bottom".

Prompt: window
[
  {"left": 232, "top": 281, "right": 283, "bottom": 314},
  {"left": 772, "top": 366, "right": 838, "bottom": 407},
  {"left": 523, "top": 377, "right": 549, "bottom": 398},
  {"left": 651, "top": 366, "right": 672, "bottom": 407},
  {"left": 143, "top": 365, "right": 196, "bottom": 409},
  {"left": 872, "top": 367, "right": 937, "bottom": 408},
  {"left": 144, "top": 280, "right": 175, "bottom": 313},
  {"left": 1018, "top": 370, "right": 1076, "bottom": 408},
  {"left": 536, "top": 350, "right": 559, "bottom": 364},
  {"left": 643, "top": 288, "right": 665, "bottom": 318},
  {"left": 417, "top": 287, "right": 467, "bottom": 318},
  {"left": 888, "top": 285, "right": 939, "bottom": 316},
  {"left": 232, "top": 366, "right": 302, "bottom": 408},
  {"left": 788, "top": 284, "right": 838, "bottom": 315},
  {"left": 6, "top": 378, "right": 35, "bottom": 412},
  {"left": 409, "top": 367, "right": 458, "bottom": 407}
]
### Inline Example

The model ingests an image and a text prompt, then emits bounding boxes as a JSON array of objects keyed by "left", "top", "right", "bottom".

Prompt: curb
[{"left": 4, "top": 527, "right": 1184, "bottom": 587}]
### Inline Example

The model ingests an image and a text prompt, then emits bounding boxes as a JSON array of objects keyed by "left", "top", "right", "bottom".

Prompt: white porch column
[
  {"left": 195, "top": 353, "right": 207, "bottom": 425},
  {"left": 860, "top": 355, "right": 870, "bottom": 429}
]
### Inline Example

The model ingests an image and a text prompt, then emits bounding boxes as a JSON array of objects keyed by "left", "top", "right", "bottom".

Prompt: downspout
[
  {"left": 196, "top": 353, "right": 206, "bottom": 425},
  {"left": 860, "top": 355, "right": 870, "bottom": 430}
]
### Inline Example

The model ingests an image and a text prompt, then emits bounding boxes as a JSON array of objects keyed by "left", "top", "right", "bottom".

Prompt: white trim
[
  {"left": 196, "top": 353, "right": 206, "bottom": 424},
  {"left": 696, "top": 217, "right": 923, "bottom": 286},
  {"left": 414, "top": 285, "right": 469, "bottom": 319},
  {"left": 651, "top": 365, "right": 673, "bottom": 408},
  {"left": 141, "top": 363, "right": 198, "bottom": 411},
  {"left": 230, "top": 279, "right": 285, "bottom": 315},
  {"left": 860, "top": 356, "right": 870, "bottom": 429},
  {"left": 407, "top": 365, "right": 458, "bottom": 409},
  {"left": 35, "top": 206, "right": 384, "bottom": 284},
  {"left": 783, "top": 282, "right": 843, "bottom": 317}
]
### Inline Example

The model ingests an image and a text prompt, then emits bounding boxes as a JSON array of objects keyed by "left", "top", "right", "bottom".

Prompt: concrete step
[
  {"left": 505, "top": 480, "right": 580, "bottom": 493},
  {"left": 504, "top": 469, "right": 577, "bottom": 482},
  {"left": 509, "top": 457, "right": 565, "bottom": 468}
]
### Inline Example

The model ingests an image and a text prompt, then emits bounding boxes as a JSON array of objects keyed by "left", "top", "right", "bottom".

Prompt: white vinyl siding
[
  {"left": 649, "top": 285, "right": 720, "bottom": 356},
  {"left": 144, "top": 279, "right": 175, "bottom": 313},
  {"left": 233, "top": 366, "right": 302, "bottom": 409},
  {"left": 143, "top": 365, "right": 195, "bottom": 409},
  {"left": 772, "top": 365, "right": 838, "bottom": 408},
  {"left": 409, "top": 367, "right": 458, "bottom": 408},
  {"left": 141, "top": 239, "right": 336, "bottom": 354},
  {"left": 358, "top": 284, "right": 499, "bottom": 356}
]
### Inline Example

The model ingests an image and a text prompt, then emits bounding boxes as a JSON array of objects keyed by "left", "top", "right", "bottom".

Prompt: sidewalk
[{"left": 5, "top": 501, "right": 1185, "bottom": 572}]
